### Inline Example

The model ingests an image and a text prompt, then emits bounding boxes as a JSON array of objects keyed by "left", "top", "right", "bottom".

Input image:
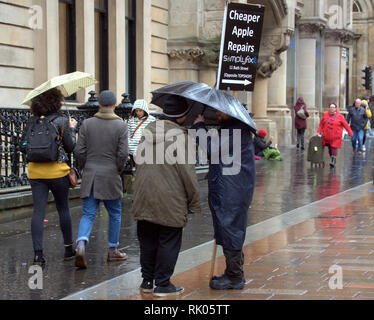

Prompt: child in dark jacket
[{"left": 254, "top": 129, "right": 274, "bottom": 158}]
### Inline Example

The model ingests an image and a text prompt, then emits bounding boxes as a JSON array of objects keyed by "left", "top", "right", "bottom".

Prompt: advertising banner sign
[{"left": 216, "top": 2, "right": 265, "bottom": 92}]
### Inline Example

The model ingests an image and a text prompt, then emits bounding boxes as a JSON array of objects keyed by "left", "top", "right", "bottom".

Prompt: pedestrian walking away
[
  {"left": 133, "top": 95, "right": 201, "bottom": 297},
  {"left": 192, "top": 110, "right": 256, "bottom": 291},
  {"left": 294, "top": 97, "right": 309, "bottom": 150},
  {"left": 317, "top": 103, "right": 353, "bottom": 168},
  {"left": 127, "top": 99, "right": 156, "bottom": 165},
  {"left": 347, "top": 98, "right": 368, "bottom": 155},
  {"left": 74, "top": 90, "right": 129, "bottom": 269},
  {"left": 21, "top": 88, "right": 78, "bottom": 266}
]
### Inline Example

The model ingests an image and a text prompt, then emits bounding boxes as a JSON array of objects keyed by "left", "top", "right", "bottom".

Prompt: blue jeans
[
  {"left": 77, "top": 188, "right": 122, "bottom": 248},
  {"left": 352, "top": 129, "right": 364, "bottom": 153}
]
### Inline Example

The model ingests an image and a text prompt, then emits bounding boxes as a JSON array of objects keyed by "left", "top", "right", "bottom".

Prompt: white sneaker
[{"left": 363, "top": 145, "right": 366, "bottom": 152}]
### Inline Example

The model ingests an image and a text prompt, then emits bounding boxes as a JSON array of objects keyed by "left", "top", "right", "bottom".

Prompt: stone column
[
  {"left": 136, "top": 0, "right": 152, "bottom": 102},
  {"left": 252, "top": 75, "right": 278, "bottom": 143},
  {"left": 252, "top": 77, "right": 268, "bottom": 119},
  {"left": 108, "top": 0, "right": 126, "bottom": 100},
  {"left": 323, "top": 29, "right": 355, "bottom": 111},
  {"left": 76, "top": 0, "right": 95, "bottom": 102},
  {"left": 296, "top": 21, "right": 325, "bottom": 140},
  {"left": 33, "top": 0, "right": 59, "bottom": 87},
  {"left": 267, "top": 51, "right": 292, "bottom": 146}
]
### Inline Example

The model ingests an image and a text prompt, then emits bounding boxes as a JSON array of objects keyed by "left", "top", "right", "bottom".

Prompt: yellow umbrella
[{"left": 22, "top": 71, "right": 98, "bottom": 106}]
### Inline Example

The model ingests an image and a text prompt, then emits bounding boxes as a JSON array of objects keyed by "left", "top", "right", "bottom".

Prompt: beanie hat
[
  {"left": 98, "top": 90, "right": 117, "bottom": 106},
  {"left": 258, "top": 129, "right": 267, "bottom": 138},
  {"left": 163, "top": 95, "right": 191, "bottom": 118}
]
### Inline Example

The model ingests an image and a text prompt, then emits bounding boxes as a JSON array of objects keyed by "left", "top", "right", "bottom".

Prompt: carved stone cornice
[
  {"left": 297, "top": 18, "right": 327, "bottom": 38},
  {"left": 323, "top": 28, "right": 358, "bottom": 46},
  {"left": 168, "top": 48, "right": 205, "bottom": 63}
]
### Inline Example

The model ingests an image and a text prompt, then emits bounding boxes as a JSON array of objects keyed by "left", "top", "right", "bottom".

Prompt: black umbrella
[{"left": 151, "top": 81, "right": 257, "bottom": 133}]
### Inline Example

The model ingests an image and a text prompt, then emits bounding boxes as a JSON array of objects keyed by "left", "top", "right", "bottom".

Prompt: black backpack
[{"left": 23, "top": 115, "right": 62, "bottom": 163}]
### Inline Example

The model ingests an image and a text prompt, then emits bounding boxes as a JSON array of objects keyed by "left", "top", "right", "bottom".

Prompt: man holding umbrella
[
  {"left": 151, "top": 81, "right": 257, "bottom": 290},
  {"left": 192, "top": 111, "right": 255, "bottom": 290}
]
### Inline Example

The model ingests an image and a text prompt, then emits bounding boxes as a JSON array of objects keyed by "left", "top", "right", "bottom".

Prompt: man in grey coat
[{"left": 74, "top": 90, "right": 129, "bottom": 269}]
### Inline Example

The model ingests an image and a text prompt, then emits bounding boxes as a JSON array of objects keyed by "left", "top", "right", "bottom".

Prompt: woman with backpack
[
  {"left": 294, "top": 97, "right": 309, "bottom": 150},
  {"left": 317, "top": 103, "right": 353, "bottom": 168},
  {"left": 21, "top": 88, "right": 78, "bottom": 265}
]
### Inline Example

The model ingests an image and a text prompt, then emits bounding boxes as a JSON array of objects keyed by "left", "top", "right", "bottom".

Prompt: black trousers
[
  {"left": 30, "top": 176, "right": 73, "bottom": 251},
  {"left": 297, "top": 128, "right": 305, "bottom": 147},
  {"left": 137, "top": 220, "right": 182, "bottom": 287}
]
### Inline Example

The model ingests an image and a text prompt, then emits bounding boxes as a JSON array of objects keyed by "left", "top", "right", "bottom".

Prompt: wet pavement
[
  {"left": 125, "top": 183, "right": 374, "bottom": 301},
  {"left": 1, "top": 137, "right": 374, "bottom": 300}
]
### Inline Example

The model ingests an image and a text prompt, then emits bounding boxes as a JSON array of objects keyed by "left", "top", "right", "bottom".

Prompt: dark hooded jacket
[
  {"left": 294, "top": 97, "right": 309, "bottom": 130},
  {"left": 192, "top": 118, "right": 255, "bottom": 251}
]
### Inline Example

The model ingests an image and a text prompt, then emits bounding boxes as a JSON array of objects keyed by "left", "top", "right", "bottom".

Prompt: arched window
[{"left": 353, "top": 0, "right": 362, "bottom": 12}]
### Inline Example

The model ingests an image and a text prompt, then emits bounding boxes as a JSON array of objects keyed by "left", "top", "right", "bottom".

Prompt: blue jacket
[{"left": 193, "top": 118, "right": 255, "bottom": 250}]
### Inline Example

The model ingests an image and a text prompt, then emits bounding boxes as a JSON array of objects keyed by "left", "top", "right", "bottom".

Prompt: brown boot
[
  {"left": 75, "top": 246, "right": 87, "bottom": 269},
  {"left": 107, "top": 250, "right": 127, "bottom": 262}
]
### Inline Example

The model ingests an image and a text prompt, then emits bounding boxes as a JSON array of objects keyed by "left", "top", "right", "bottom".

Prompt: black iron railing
[{"left": 0, "top": 106, "right": 209, "bottom": 190}]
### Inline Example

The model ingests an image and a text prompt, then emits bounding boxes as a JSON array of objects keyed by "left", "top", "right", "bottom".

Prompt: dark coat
[
  {"left": 74, "top": 114, "right": 129, "bottom": 200},
  {"left": 254, "top": 136, "right": 272, "bottom": 155},
  {"left": 193, "top": 118, "right": 255, "bottom": 251},
  {"left": 346, "top": 106, "right": 368, "bottom": 131},
  {"left": 294, "top": 104, "right": 309, "bottom": 130}
]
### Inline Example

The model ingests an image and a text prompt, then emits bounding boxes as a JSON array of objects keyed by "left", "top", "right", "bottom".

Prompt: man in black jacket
[{"left": 347, "top": 98, "right": 368, "bottom": 155}]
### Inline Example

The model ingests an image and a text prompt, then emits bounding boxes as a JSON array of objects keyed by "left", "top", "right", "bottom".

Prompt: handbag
[
  {"left": 68, "top": 167, "right": 79, "bottom": 188},
  {"left": 54, "top": 117, "right": 79, "bottom": 188},
  {"left": 297, "top": 107, "right": 307, "bottom": 120}
]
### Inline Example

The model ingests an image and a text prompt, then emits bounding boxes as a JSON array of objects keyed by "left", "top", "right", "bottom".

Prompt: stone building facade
[{"left": 0, "top": 0, "right": 373, "bottom": 146}]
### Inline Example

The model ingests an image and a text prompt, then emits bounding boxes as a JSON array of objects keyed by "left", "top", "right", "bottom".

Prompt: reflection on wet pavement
[{"left": 0, "top": 139, "right": 373, "bottom": 300}]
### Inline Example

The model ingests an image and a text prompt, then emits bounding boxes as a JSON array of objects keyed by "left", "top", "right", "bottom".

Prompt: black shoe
[
  {"left": 329, "top": 156, "right": 336, "bottom": 168},
  {"left": 153, "top": 283, "right": 184, "bottom": 297},
  {"left": 209, "top": 274, "right": 245, "bottom": 290},
  {"left": 301, "top": 146, "right": 305, "bottom": 150},
  {"left": 34, "top": 251, "right": 46, "bottom": 266},
  {"left": 296, "top": 144, "right": 299, "bottom": 149},
  {"left": 140, "top": 280, "right": 154, "bottom": 293},
  {"left": 64, "top": 245, "right": 76, "bottom": 261}
]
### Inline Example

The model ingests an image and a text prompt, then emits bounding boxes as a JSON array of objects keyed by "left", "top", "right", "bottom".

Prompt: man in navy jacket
[{"left": 193, "top": 111, "right": 255, "bottom": 290}]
